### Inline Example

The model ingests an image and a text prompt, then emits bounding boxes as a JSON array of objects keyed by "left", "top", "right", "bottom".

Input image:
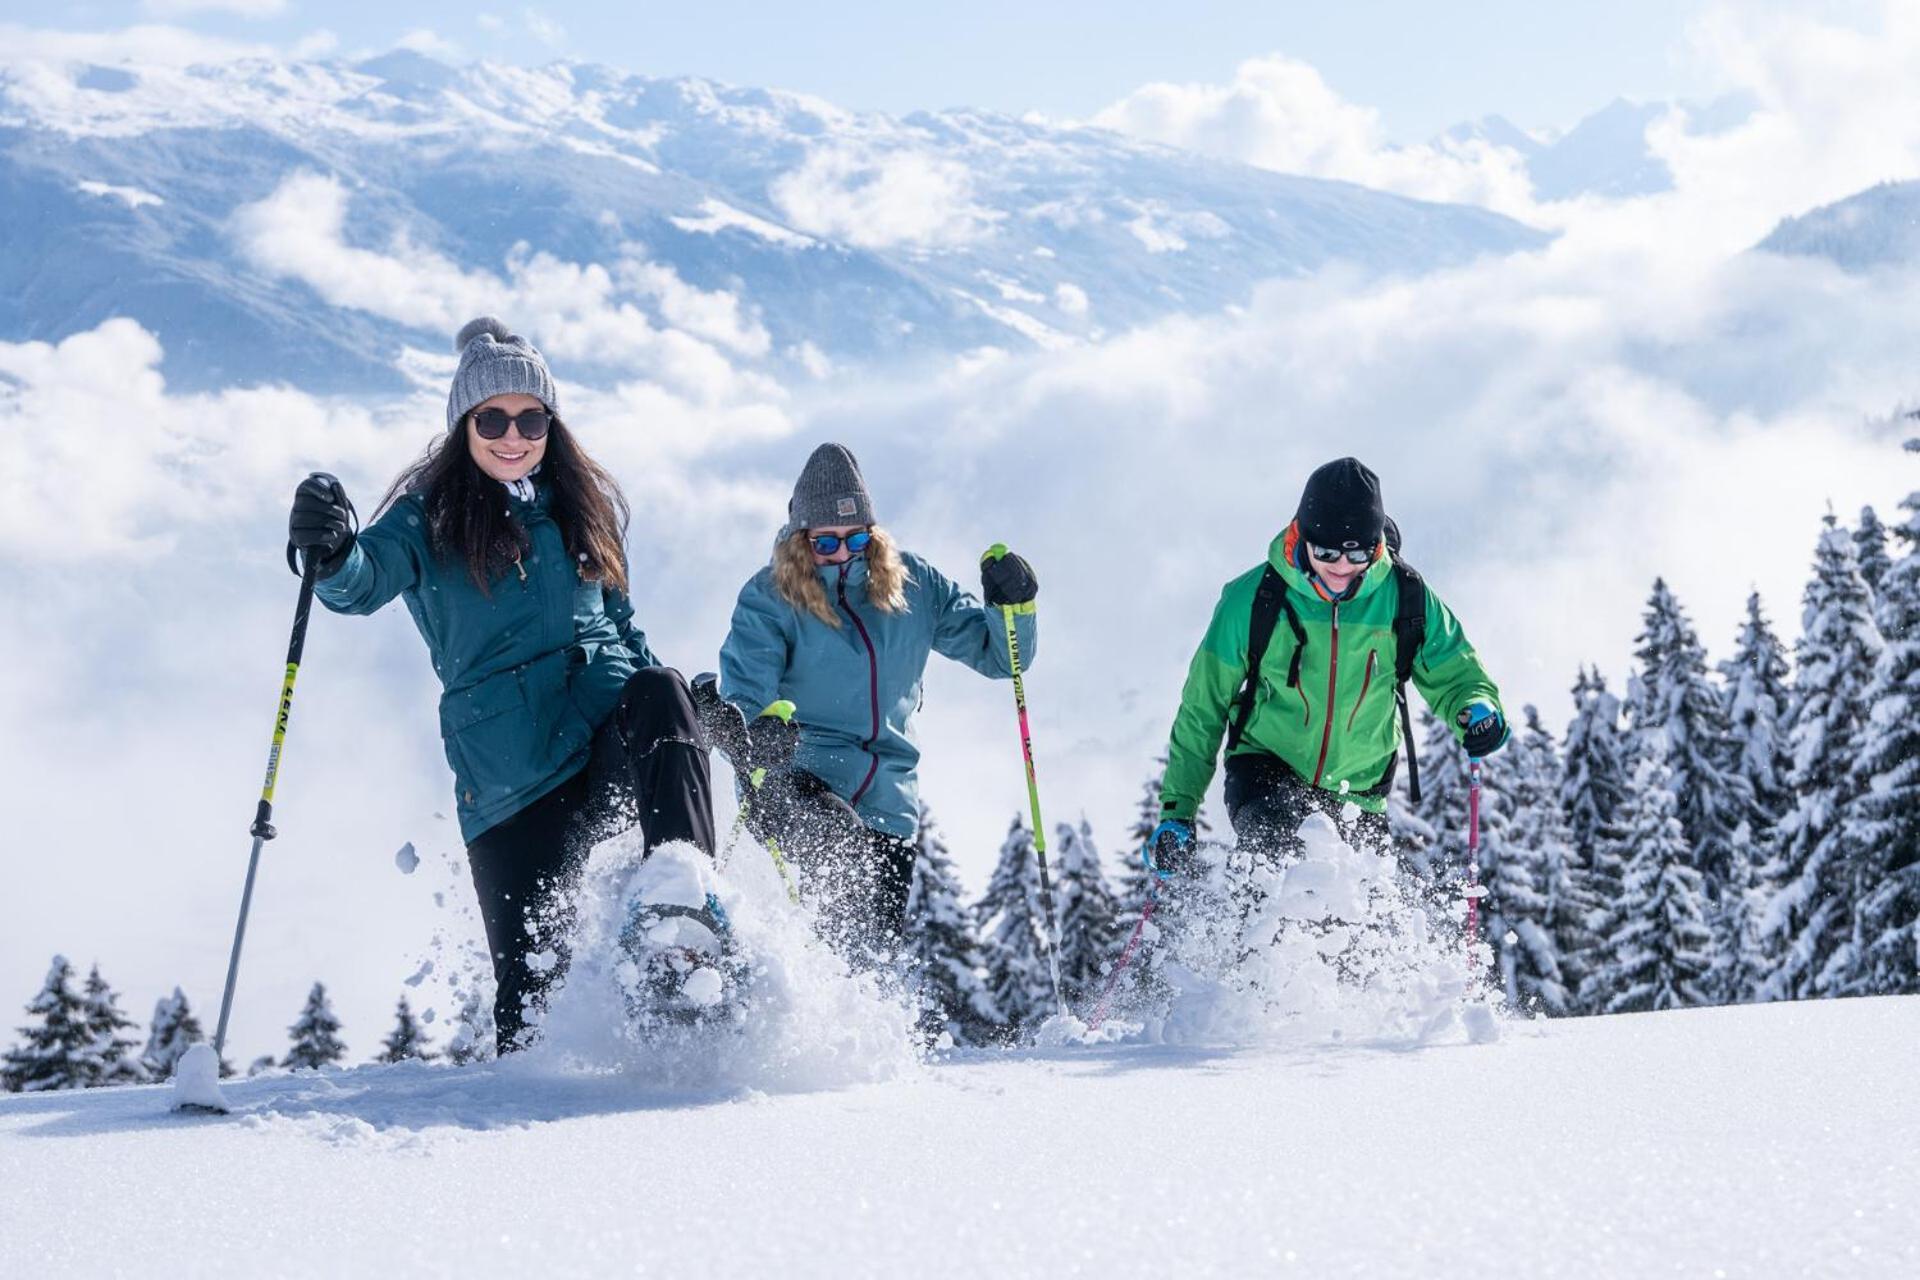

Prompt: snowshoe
[{"left": 614, "top": 845, "right": 753, "bottom": 1029}]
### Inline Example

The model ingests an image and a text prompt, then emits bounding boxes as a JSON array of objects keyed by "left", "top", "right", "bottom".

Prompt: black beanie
[{"left": 1295, "top": 457, "right": 1386, "bottom": 550}]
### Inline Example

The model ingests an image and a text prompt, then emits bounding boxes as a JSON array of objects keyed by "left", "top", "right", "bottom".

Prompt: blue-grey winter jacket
[
  {"left": 719, "top": 552, "right": 1037, "bottom": 839},
  {"left": 315, "top": 481, "right": 656, "bottom": 843}
]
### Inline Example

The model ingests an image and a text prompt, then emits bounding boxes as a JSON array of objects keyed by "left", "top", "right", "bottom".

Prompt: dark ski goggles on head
[
  {"left": 1307, "top": 540, "right": 1376, "bottom": 566},
  {"left": 810, "top": 529, "right": 873, "bottom": 555},
  {"left": 471, "top": 407, "right": 554, "bottom": 441}
]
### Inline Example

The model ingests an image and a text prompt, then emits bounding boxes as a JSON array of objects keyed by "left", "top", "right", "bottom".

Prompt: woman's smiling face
[{"left": 466, "top": 392, "right": 548, "bottom": 483}]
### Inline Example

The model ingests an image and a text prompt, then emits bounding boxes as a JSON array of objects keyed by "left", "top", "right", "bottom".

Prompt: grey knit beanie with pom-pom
[{"left": 446, "top": 317, "right": 559, "bottom": 431}]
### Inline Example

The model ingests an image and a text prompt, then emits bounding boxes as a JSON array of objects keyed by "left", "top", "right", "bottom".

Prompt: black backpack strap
[
  {"left": 1388, "top": 560, "right": 1428, "bottom": 804},
  {"left": 1227, "top": 565, "right": 1301, "bottom": 752}
]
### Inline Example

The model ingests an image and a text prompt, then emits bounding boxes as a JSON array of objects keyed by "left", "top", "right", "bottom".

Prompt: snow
[
  {"left": 166, "top": 1042, "right": 225, "bottom": 1113},
  {"left": 7, "top": 998, "right": 1917, "bottom": 1276},
  {"left": 393, "top": 841, "right": 418, "bottom": 874}
]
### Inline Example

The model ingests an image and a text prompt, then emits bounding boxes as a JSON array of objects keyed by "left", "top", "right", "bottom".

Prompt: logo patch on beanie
[{"left": 836, "top": 497, "right": 858, "bottom": 517}]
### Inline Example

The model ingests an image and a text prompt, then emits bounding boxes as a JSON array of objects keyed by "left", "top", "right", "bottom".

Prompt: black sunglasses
[
  {"left": 1307, "top": 540, "right": 1377, "bottom": 566},
  {"left": 471, "top": 407, "right": 554, "bottom": 441},
  {"left": 811, "top": 529, "right": 873, "bottom": 556}
]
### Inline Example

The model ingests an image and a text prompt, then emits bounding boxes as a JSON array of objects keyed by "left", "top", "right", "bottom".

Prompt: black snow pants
[
  {"left": 747, "top": 768, "right": 915, "bottom": 972},
  {"left": 1223, "top": 752, "right": 1391, "bottom": 867},
  {"left": 464, "top": 666, "right": 716, "bottom": 1054}
]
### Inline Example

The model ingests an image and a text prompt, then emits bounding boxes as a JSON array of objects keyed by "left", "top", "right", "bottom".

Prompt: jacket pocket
[{"left": 438, "top": 670, "right": 526, "bottom": 807}]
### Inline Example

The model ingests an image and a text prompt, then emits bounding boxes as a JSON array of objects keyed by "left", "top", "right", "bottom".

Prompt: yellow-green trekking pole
[
  {"left": 717, "top": 699, "right": 801, "bottom": 904},
  {"left": 212, "top": 549, "right": 321, "bottom": 1060},
  {"left": 984, "top": 543, "right": 1067, "bottom": 1020}
]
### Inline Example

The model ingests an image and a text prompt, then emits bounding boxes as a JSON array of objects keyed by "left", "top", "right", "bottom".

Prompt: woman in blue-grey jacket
[{"left": 718, "top": 443, "right": 1038, "bottom": 968}]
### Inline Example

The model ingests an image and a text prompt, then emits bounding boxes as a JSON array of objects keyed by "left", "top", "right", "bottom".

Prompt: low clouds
[
  {"left": 1093, "top": 53, "right": 1537, "bottom": 218},
  {"left": 771, "top": 145, "right": 1001, "bottom": 250}
]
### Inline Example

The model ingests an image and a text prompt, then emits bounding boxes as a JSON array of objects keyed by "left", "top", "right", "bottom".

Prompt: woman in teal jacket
[
  {"left": 719, "top": 443, "right": 1038, "bottom": 968},
  {"left": 287, "top": 317, "right": 725, "bottom": 1053}
]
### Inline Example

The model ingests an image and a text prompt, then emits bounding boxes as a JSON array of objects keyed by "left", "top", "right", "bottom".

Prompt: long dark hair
[{"left": 377, "top": 415, "right": 630, "bottom": 594}]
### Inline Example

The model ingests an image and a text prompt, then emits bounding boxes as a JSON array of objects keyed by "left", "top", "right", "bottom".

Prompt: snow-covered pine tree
[
  {"left": 902, "top": 802, "right": 1004, "bottom": 1046},
  {"left": 1846, "top": 463, "right": 1920, "bottom": 995},
  {"left": 1853, "top": 504, "right": 1892, "bottom": 600},
  {"left": 1114, "top": 761, "right": 1166, "bottom": 932},
  {"left": 1563, "top": 668, "right": 1635, "bottom": 1015},
  {"left": 141, "top": 987, "right": 208, "bottom": 1080},
  {"left": 443, "top": 990, "right": 491, "bottom": 1066},
  {"left": 1625, "top": 580, "right": 1752, "bottom": 903},
  {"left": 79, "top": 965, "right": 148, "bottom": 1087},
  {"left": 376, "top": 995, "right": 434, "bottom": 1063},
  {"left": 1719, "top": 594, "right": 1795, "bottom": 827},
  {"left": 1, "top": 957, "right": 92, "bottom": 1092},
  {"left": 282, "top": 982, "right": 347, "bottom": 1071},
  {"left": 1600, "top": 757, "right": 1716, "bottom": 1013},
  {"left": 1712, "top": 821, "right": 1772, "bottom": 1005},
  {"left": 1762, "top": 517, "right": 1883, "bottom": 1001},
  {"left": 1511, "top": 707, "right": 1591, "bottom": 1014},
  {"left": 976, "top": 815, "right": 1056, "bottom": 1034},
  {"left": 1472, "top": 712, "right": 1560, "bottom": 1014},
  {"left": 1053, "top": 817, "right": 1120, "bottom": 1008}
]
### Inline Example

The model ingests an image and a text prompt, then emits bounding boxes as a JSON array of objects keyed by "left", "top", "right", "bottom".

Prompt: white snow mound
[{"left": 170, "top": 1043, "right": 227, "bottom": 1112}]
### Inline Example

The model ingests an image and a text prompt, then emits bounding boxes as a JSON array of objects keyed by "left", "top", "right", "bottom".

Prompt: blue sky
[{"left": 3, "top": 0, "right": 1804, "bottom": 138}]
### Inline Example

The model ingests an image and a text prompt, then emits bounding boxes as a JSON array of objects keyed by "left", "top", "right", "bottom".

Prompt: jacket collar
[{"left": 1269, "top": 520, "right": 1393, "bottom": 604}]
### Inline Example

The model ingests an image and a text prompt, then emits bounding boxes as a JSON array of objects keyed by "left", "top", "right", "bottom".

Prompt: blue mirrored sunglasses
[{"left": 811, "top": 529, "right": 873, "bottom": 556}]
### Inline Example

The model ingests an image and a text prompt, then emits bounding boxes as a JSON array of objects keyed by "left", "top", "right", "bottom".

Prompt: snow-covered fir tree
[
  {"left": 1853, "top": 504, "right": 1892, "bottom": 600},
  {"left": 141, "top": 987, "right": 207, "bottom": 1080},
  {"left": 1563, "top": 669, "right": 1636, "bottom": 1014},
  {"left": 902, "top": 802, "right": 1004, "bottom": 1046},
  {"left": 1712, "top": 821, "right": 1772, "bottom": 1005},
  {"left": 1625, "top": 580, "right": 1752, "bottom": 902},
  {"left": 79, "top": 965, "right": 148, "bottom": 1087},
  {"left": 1719, "top": 593, "right": 1795, "bottom": 828},
  {"left": 976, "top": 815, "right": 1057, "bottom": 1033},
  {"left": 1599, "top": 757, "right": 1715, "bottom": 1013},
  {"left": 1762, "top": 518, "right": 1883, "bottom": 1000},
  {"left": 375, "top": 995, "right": 434, "bottom": 1063},
  {"left": 282, "top": 982, "right": 347, "bottom": 1071},
  {"left": 1053, "top": 817, "right": 1120, "bottom": 1008},
  {"left": 1113, "top": 760, "right": 1166, "bottom": 932},
  {"left": 1845, "top": 462, "right": 1920, "bottom": 995},
  {"left": 1510, "top": 707, "right": 1591, "bottom": 1014},
  {"left": 1469, "top": 715, "right": 1561, "bottom": 1014},
  {"left": 443, "top": 990, "right": 492, "bottom": 1066},
  {"left": 2, "top": 957, "right": 92, "bottom": 1092}
]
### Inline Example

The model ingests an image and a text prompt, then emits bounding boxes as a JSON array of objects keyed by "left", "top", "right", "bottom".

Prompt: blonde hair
[{"left": 772, "top": 526, "right": 910, "bottom": 627}]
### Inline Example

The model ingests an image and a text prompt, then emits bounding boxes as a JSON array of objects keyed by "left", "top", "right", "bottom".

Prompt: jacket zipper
[
  {"left": 838, "top": 565, "right": 882, "bottom": 807},
  {"left": 1311, "top": 601, "right": 1340, "bottom": 787},
  {"left": 1347, "top": 650, "right": 1378, "bottom": 733}
]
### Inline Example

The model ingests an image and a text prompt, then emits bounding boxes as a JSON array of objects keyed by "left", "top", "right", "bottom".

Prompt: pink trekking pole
[
  {"left": 1087, "top": 886, "right": 1157, "bottom": 1032},
  {"left": 1465, "top": 758, "right": 1483, "bottom": 976}
]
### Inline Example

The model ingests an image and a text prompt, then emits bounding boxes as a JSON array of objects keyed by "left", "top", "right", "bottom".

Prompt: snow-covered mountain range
[
  {"left": 1441, "top": 94, "right": 1754, "bottom": 202},
  {"left": 0, "top": 48, "right": 1546, "bottom": 392}
]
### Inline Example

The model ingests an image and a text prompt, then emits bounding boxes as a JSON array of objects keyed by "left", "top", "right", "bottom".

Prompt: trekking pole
[
  {"left": 985, "top": 544, "right": 1067, "bottom": 1020},
  {"left": 211, "top": 550, "right": 321, "bottom": 1058},
  {"left": 1087, "top": 875, "right": 1158, "bottom": 1032},
  {"left": 716, "top": 699, "right": 801, "bottom": 904},
  {"left": 1464, "top": 758, "right": 1484, "bottom": 980}
]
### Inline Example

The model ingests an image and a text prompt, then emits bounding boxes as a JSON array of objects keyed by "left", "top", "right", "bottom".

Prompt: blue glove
[
  {"left": 1144, "top": 819, "right": 1196, "bottom": 879},
  {"left": 1458, "top": 702, "right": 1509, "bottom": 759}
]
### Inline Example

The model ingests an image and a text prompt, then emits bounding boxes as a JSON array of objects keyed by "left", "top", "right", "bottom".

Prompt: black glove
[
  {"left": 690, "top": 674, "right": 748, "bottom": 766},
  {"left": 980, "top": 548, "right": 1038, "bottom": 607},
  {"left": 288, "top": 473, "right": 357, "bottom": 579},
  {"left": 1458, "top": 702, "right": 1509, "bottom": 759},
  {"left": 1146, "top": 819, "right": 1197, "bottom": 879},
  {"left": 747, "top": 712, "right": 800, "bottom": 771}
]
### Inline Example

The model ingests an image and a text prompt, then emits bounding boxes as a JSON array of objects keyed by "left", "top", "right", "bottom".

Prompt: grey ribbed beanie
[
  {"left": 784, "top": 443, "right": 875, "bottom": 537},
  {"left": 446, "top": 317, "right": 559, "bottom": 431}
]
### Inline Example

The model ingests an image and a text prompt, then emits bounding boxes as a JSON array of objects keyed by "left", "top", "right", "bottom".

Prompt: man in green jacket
[{"left": 1150, "top": 457, "right": 1508, "bottom": 870}]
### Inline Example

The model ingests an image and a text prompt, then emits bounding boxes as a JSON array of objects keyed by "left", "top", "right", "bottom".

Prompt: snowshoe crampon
[{"left": 616, "top": 893, "right": 751, "bottom": 1028}]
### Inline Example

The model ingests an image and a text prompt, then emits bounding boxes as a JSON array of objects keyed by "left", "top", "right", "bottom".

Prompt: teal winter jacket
[
  {"left": 719, "top": 551, "right": 1036, "bottom": 839},
  {"left": 315, "top": 481, "right": 657, "bottom": 843}
]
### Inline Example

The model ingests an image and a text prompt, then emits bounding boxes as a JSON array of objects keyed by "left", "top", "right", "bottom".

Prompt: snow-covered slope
[
  {"left": 0, "top": 48, "right": 1546, "bottom": 391},
  {"left": 3, "top": 996, "right": 1916, "bottom": 1278},
  {"left": 1757, "top": 180, "right": 1920, "bottom": 272}
]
